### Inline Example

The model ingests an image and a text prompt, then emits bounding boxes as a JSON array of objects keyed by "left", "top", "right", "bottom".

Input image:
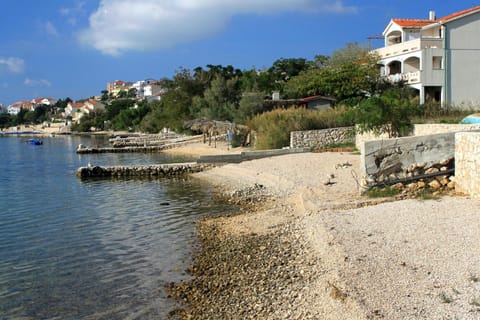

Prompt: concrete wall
[
  {"left": 197, "top": 148, "right": 307, "bottom": 164},
  {"left": 446, "top": 11, "right": 480, "bottom": 106},
  {"left": 355, "top": 131, "right": 391, "bottom": 151},
  {"left": 455, "top": 132, "right": 480, "bottom": 198},
  {"left": 290, "top": 127, "right": 354, "bottom": 149},
  {"left": 361, "top": 132, "right": 455, "bottom": 186},
  {"left": 356, "top": 123, "right": 480, "bottom": 150},
  {"left": 414, "top": 123, "right": 480, "bottom": 136}
]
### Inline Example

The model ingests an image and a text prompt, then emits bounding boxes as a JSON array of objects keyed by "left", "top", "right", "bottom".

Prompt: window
[{"left": 433, "top": 56, "right": 442, "bottom": 69}]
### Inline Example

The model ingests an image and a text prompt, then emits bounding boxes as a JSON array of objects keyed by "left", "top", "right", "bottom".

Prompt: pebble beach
[{"left": 164, "top": 144, "right": 480, "bottom": 319}]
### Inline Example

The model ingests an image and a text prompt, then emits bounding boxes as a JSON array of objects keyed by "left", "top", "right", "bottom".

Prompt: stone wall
[
  {"left": 76, "top": 163, "right": 213, "bottom": 179},
  {"left": 360, "top": 132, "right": 456, "bottom": 188},
  {"left": 290, "top": 127, "right": 354, "bottom": 149},
  {"left": 455, "top": 132, "right": 480, "bottom": 198},
  {"left": 414, "top": 123, "right": 480, "bottom": 136}
]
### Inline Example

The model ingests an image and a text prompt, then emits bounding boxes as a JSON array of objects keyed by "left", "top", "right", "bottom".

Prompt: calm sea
[{"left": 0, "top": 135, "right": 234, "bottom": 319}]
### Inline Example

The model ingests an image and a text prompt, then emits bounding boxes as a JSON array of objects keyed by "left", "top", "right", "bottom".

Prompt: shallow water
[{"left": 0, "top": 135, "right": 234, "bottom": 319}]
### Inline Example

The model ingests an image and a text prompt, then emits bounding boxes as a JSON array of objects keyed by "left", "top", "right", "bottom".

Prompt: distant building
[
  {"left": 264, "top": 92, "right": 336, "bottom": 110},
  {"left": 107, "top": 79, "right": 167, "bottom": 99},
  {"left": 65, "top": 99, "right": 105, "bottom": 123},
  {"left": 7, "top": 101, "right": 32, "bottom": 115},
  {"left": 107, "top": 80, "right": 132, "bottom": 93},
  {"left": 31, "top": 97, "right": 55, "bottom": 107}
]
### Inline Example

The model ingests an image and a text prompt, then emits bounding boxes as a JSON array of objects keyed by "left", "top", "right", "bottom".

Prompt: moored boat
[{"left": 25, "top": 139, "right": 43, "bottom": 145}]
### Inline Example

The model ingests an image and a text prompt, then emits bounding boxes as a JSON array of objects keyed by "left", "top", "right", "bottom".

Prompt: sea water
[{"left": 0, "top": 135, "right": 232, "bottom": 319}]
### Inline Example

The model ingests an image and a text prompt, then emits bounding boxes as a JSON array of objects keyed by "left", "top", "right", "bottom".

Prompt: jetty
[
  {"left": 76, "top": 162, "right": 214, "bottom": 179},
  {"left": 76, "top": 133, "right": 203, "bottom": 154}
]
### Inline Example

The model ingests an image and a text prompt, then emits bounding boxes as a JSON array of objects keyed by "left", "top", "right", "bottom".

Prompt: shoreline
[{"left": 164, "top": 148, "right": 480, "bottom": 319}]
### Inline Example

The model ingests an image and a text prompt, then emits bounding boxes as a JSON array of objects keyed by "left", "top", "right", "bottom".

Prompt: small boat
[{"left": 25, "top": 139, "right": 43, "bottom": 145}]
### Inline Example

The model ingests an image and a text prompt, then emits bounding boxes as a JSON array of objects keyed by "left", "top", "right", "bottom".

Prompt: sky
[{"left": 0, "top": 0, "right": 479, "bottom": 106}]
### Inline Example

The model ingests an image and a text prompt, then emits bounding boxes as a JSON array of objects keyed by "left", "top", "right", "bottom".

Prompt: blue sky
[{"left": 0, "top": 0, "right": 478, "bottom": 106}]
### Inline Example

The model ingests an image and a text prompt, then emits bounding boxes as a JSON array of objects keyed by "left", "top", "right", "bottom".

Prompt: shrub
[{"left": 249, "top": 107, "right": 352, "bottom": 150}]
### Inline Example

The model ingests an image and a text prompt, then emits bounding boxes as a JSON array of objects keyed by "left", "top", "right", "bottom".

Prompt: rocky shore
[
  {"left": 164, "top": 151, "right": 480, "bottom": 319},
  {"left": 166, "top": 185, "right": 324, "bottom": 319}
]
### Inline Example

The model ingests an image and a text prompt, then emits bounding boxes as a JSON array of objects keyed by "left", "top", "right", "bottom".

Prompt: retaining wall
[
  {"left": 414, "top": 123, "right": 480, "bottom": 136},
  {"left": 360, "top": 132, "right": 455, "bottom": 187},
  {"left": 455, "top": 132, "right": 480, "bottom": 198},
  {"left": 355, "top": 124, "right": 480, "bottom": 150},
  {"left": 290, "top": 127, "right": 354, "bottom": 149}
]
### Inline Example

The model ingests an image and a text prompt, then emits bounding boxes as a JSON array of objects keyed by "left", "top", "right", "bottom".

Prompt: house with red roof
[{"left": 372, "top": 5, "right": 480, "bottom": 107}]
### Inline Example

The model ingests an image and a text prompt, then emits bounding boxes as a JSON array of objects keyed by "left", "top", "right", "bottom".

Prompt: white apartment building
[{"left": 373, "top": 5, "right": 480, "bottom": 107}]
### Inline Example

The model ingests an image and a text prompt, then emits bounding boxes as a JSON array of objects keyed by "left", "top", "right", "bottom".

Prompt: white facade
[
  {"left": 7, "top": 105, "right": 21, "bottom": 115},
  {"left": 373, "top": 6, "right": 480, "bottom": 107}
]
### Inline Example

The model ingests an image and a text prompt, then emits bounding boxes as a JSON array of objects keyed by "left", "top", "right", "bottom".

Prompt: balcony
[
  {"left": 373, "top": 38, "right": 443, "bottom": 59},
  {"left": 386, "top": 71, "right": 421, "bottom": 84}
]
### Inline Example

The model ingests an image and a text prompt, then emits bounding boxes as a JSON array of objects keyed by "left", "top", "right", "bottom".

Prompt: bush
[
  {"left": 412, "top": 102, "right": 479, "bottom": 124},
  {"left": 249, "top": 107, "right": 352, "bottom": 150}
]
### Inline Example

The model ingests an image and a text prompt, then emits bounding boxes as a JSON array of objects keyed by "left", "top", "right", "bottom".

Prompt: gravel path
[{"left": 167, "top": 151, "right": 480, "bottom": 319}]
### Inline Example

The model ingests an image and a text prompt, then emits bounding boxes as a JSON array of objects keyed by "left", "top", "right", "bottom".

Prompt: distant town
[{"left": 0, "top": 79, "right": 165, "bottom": 124}]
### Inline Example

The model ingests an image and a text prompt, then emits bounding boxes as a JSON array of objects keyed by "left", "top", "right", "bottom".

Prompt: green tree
[
  {"left": 117, "top": 90, "right": 128, "bottom": 99},
  {"left": 268, "top": 57, "right": 313, "bottom": 93},
  {"left": 106, "top": 99, "right": 135, "bottom": 119},
  {"left": 283, "top": 43, "right": 381, "bottom": 104},
  {"left": 235, "top": 91, "right": 266, "bottom": 123},
  {"left": 0, "top": 112, "right": 12, "bottom": 128},
  {"left": 192, "top": 75, "right": 241, "bottom": 121},
  {"left": 350, "top": 86, "right": 419, "bottom": 138},
  {"left": 127, "top": 88, "right": 137, "bottom": 98},
  {"left": 100, "top": 90, "right": 109, "bottom": 102}
]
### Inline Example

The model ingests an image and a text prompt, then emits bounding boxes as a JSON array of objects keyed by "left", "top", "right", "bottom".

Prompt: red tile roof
[
  {"left": 392, "top": 19, "right": 432, "bottom": 28},
  {"left": 437, "top": 5, "right": 480, "bottom": 23},
  {"left": 392, "top": 6, "right": 480, "bottom": 28}
]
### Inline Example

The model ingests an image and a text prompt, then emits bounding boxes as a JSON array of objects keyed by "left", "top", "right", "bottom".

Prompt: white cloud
[
  {"left": 60, "top": 1, "right": 86, "bottom": 26},
  {"left": 78, "top": 0, "right": 357, "bottom": 56},
  {"left": 45, "top": 21, "right": 59, "bottom": 37},
  {"left": 0, "top": 57, "right": 25, "bottom": 74},
  {"left": 24, "top": 78, "right": 52, "bottom": 87}
]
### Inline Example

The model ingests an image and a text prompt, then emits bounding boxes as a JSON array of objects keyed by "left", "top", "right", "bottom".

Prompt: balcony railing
[
  {"left": 374, "top": 38, "right": 443, "bottom": 59},
  {"left": 386, "top": 71, "right": 421, "bottom": 84}
]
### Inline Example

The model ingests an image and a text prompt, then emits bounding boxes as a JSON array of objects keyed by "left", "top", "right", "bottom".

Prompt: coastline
[{"left": 164, "top": 145, "right": 480, "bottom": 319}]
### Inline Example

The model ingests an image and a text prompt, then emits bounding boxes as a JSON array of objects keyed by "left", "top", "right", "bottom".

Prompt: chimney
[
  {"left": 429, "top": 10, "right": 436, "bottom": 21},
  {"left": 272, "top": 91, "right": 280, "bottom": 101}
]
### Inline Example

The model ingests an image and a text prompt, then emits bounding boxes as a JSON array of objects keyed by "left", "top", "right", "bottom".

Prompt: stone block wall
[
  {"left": 455, "top": 132, "right": 480, "bottom": 198},
  {"left": 290, "top": 127, "right": 354, "bottom": 149}
]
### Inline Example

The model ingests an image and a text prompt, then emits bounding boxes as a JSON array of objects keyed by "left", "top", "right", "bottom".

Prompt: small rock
[
  {"left": 425, "top": 167, "right": 439, "bottom": 175},
  {"left": 428, "top": 180, "right": 442, "bottom": 189},
  {"left": 406, "top": 182, "right": 418, "bottom": 190},
  {"left": 392, "top": 182, "right": 404, "bottom": 190},
  {"left": 440, "top": 158, "right": 452, "bottom": 166},
  {"left": 416, "top": 162, "right": 427, "bottom": 169}
]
